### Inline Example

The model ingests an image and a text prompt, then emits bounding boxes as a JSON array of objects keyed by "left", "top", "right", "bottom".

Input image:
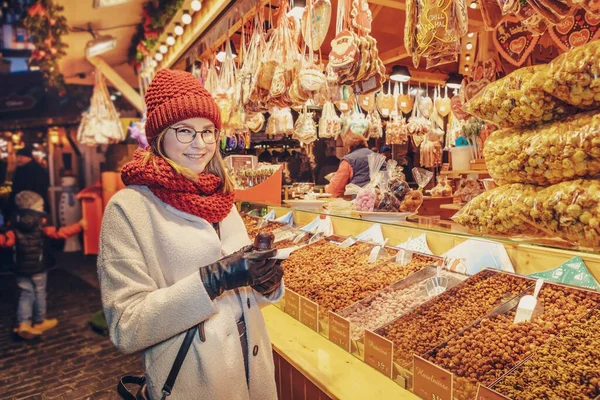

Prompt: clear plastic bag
[
  {"left": 353, "top": 153, "right": 386, "bottom": 211},
  {"left": 530, "top": 179, "right": 600, "bottom": 249},
  {"left": 453, "top": 184, "right": 542, "bottom": 236},
  {"left": 466, "top": 65, "right": 575, "bottom": 129},
  {"left": 484, "top": 111, "right": 600, "bottom": 186},
  {"left": 543, "top": 39, "right": 600, "bottom": 110},
  {"left": 398, "top": 168, "right": 432, "bottom": 213}
]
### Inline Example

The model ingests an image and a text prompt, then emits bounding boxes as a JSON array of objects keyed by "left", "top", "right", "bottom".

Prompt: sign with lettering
[
  {"left": 364, "top": 330, "right": 394, "bottom": 378},
  {"left": 328, "top": 311, "right": 351, "bottom": 352},
  {"left": 413, "top": 355, "right": 453, "bottom": 400},
  {"left": 284, "top": 290, "right": 300, "bottom": 320},
  {"left": 549, "top": 8, "right": 600, "bottom": 52},
  {"left": 299, "top": 296, "right": 319, "bottom": 332},
  {"left": 476, "top": 384, "right": 510, "bottom": 400},
  {"left": 0, "top": 94, "right": 37, "bottom": 113},
  {"left": 493, "top": 17, "right": 539, "bottom": 67}
]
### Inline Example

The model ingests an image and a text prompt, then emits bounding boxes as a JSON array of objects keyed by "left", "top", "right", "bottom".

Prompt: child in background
[{"left": 0, "top": 190, "right": 86, "bottom": 339}]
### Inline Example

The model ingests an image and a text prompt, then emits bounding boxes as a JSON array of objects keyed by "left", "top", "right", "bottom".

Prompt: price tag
[
  {"left": 364, "top": 330, "right": 393, "bottom": 378},
  {"left": 328, "top": 311, "right": 351, "bottom": 352},
  {"left": 284, "top": 290, "right": 300, "bottom": 320},
  {"left": 382, "top": 108, "right": 389, "bottom": 115},
  {"left": 395, "top": 249, "right": 413, "bottom": 265},
  {"left": 475, "top": 384, "right": 510, "bottom": 400},
  {"left": 340, "top": 103, "right": 348, "bottom": 111},
  {"left": 299, "top": 296, "right": 319, "bottom": 332},
  {"left": 363, "top": 99, "right": 370, "bottom": 107},
  {"left": 413, "top": 355, "right": 453, "bottom": 400},
  {"left": 400, "top": 101, "right": 407, "bottom": 108}
]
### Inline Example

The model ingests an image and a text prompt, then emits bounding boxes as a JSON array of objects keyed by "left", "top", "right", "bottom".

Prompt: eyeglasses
[{"left": 169, "top": 126, "right": 219, "bottom": 144}]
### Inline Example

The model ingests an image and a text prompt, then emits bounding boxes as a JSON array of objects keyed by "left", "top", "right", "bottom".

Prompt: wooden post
[{"left": 86, "top": 56, "right": 144, "bottom": 113}]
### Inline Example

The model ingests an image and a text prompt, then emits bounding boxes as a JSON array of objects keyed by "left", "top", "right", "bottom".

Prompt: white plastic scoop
[{"left": 514, "top": 278, "right": 544, "bottom": 324}]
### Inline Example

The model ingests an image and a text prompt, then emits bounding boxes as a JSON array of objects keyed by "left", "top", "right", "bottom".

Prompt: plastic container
[{"left": 449, "top": 146, "right": 474, "bottom": 171}]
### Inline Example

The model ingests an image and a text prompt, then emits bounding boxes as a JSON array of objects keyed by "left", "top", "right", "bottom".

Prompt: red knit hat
[{"left": 144, "top": 69, "right": 221, "bottom": 141}]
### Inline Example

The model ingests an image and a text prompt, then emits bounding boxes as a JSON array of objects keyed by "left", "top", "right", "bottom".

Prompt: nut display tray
[{"left": 422, "top": 281, "right": 600, "bottom": 400}]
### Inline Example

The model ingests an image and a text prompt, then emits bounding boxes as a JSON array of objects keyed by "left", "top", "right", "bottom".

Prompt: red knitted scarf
[{"left": 121, "top": 149, "right": 234, "bottom": 223}]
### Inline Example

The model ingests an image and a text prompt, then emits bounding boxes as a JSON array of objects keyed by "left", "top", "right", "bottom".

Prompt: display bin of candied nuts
[
  {"left": 491, "top": 307, "right": 600, "bottom": 400},
  {"left": 423, "top": 282, "right": 600, "bottom": 400},
  {"left": 373, "top": 270, "right": 532, "bottom": 384},
  {"left": 338, "top": 266, "right": 467, "bottom": 360},
  {"left": 240, "top": 213, "right": 289, "bottom": 240},
  {"left": 279, "top": 237, "right": 442, "bottom": 340}
]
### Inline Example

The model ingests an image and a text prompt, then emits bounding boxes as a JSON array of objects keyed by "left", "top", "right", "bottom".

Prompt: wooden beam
[
  {"left": 367, "top": 0, "right": 484, "bottom": 28},
  {"left": 386, "top": 69, "right": 448, "bottom": 85},
  {"left": 86, "top": 56, "right": 144, "bottom": 113},
  {"left": 159, "top": 0, "right": 232, "bottom": 69},
  {"left": 371, "top": 4, "right": 384, "bottom": 20},
  {"left": 380, "top": 45, "right": 409, "bottom": 64},
  {"left": 198, "top": 0, "right": 272, "bottom": 60}
]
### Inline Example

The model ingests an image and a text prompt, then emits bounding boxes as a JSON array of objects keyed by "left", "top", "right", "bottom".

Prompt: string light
[
  {"left": 174, "top": 23, "right": 184, "bottom": 36},
  {"left": 155, "top": 53, "right": 163, "bottom": 61},
  {"left": 166, "top": 34, "right": 175, "bottom": 46},
  {"left": 467, "top": 32, "right": 475, "bottom": 38},
  {"left": 150, "top": 59, "right": 158, "bottom": 67},
  {"left": 470, "top": 0, "right": 478, "bottom": 8},
  {"left": 191, "top": 0, "right": 201, "bottom": 11},
  {"left": 466, "top": 42, "right": 473, "bottom": 50},
  {"left": 181, "top": 10, "right": 192, "bottom": 25},
  {"left": 159, "top": 43, "right": 168, "bottom": 54},
  {"left": 465, "top": 54, "right": 471, "bottom": 61}
]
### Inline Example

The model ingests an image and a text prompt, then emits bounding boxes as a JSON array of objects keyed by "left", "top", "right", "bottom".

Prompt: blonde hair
[
  {"left": 343, "top": 133, "right": 368, "bottom": 153},
  {"left": 143, "top": 128, "right": 234, "bottom": 194}
]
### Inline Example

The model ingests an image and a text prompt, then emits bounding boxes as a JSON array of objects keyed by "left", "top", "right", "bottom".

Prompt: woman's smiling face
[{"left": 162, "top": 117, "right": 218, "bottom": 174}]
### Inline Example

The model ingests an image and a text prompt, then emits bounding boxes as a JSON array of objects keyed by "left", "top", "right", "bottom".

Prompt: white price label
[{"left": 340, "top": 103, "right": 348, "bottom": 111}]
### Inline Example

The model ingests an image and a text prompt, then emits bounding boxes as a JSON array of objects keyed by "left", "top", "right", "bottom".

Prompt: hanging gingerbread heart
[
  {"left": 301, "top": 0, "right": 332, "bottom": 51},
  {"left": 548, "top": 8, "right": 600, "bottom": 52},
  {"left": 451, "top": 95, "right": 469, "bottom": 120},
  {"left": 493, "top": 17, "right": 540, "bottom": 67},
  {"left": 351, "top": 0, "right": 372, "bottom": 33}
]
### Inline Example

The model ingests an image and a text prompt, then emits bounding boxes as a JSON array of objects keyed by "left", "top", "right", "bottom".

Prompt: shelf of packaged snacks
[
  {"left": 241, "top": 203, "right": 600, "bottom": 281},
  {"left": 262, "top": 305, "right": 419, "bottom": 400}
]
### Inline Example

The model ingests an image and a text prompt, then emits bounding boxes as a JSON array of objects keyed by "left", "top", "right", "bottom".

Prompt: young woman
[
  {"left": 98, "top": 69, "right": 283, "bottom": 400},
  {"left": 325, "top": 133, "right": 376, "bottom": 197}
]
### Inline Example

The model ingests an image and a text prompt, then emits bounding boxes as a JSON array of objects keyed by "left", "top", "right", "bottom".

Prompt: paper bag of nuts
[
  {"left": 542, "top": 39, "right": 600, "bottom": 110},
  {"left": 530, "top": 179, "right": 600, "bottom": 248},
  {"left": 484, "top": 111, "right": 600, "bottom": 185},
  {"left": 465, "top": 65, "right": 575, "bottom": 129},
  {"left": 453, "top": 184, "right": 542, "bottom": 236}
]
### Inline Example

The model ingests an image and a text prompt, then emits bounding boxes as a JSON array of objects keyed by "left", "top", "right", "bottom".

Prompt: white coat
[{"left": 97, "top": 185, "right": 282, "bottom": 400}]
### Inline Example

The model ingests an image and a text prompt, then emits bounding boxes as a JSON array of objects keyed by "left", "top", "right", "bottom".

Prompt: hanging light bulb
[
  {"left": 155, "top": 53, "right": 163, "bottom": 61},
  {"left": 174, "top": 23, "right": 184, "bottom": 36},
  {"left": 191, "top": 0, "right": 201, "bottom": 11},
  {"left": 465, "top": 54, "right": 471, "bottom": 61},
  {"left": 464, "top": 65, "right": 470, "bottom": 72},
  {"left": 166, "top": 34, "right": 175, "bottom": 46},
  {"left": 466, "top": 42, "right": 473, "bottom": 50},
  {"left": 150, "top": 59, "right": 158, "bottom": 68},
  {"left": 181, "top": 10, "right": 192, "bottom": 25},
  {"left": 470, "top": 0, "right": 478, "bottom": 8},
  {"left": 159, "top": 43, "right": 168, "bottom": 54},
  {"left": 467, "top": 32, "right": 475, "bottom": 38}
]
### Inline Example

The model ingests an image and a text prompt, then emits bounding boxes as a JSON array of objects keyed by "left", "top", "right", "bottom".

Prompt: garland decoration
[
  {"left": 23, "top": 0, "right": 68, "bottom": 93},
  {"left": 128, "top": 0, "right": 184, "bottom": 69}
]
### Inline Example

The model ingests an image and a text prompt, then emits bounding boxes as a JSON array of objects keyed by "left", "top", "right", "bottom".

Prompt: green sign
[{"left": 529, "top": 257, "right": 600, "bottom": 291}]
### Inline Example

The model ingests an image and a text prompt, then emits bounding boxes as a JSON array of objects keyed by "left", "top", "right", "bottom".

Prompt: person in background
[
  {"left": 258, "top": 149, "right": 273, "bottom": 163},
  {"left": 0, "top": 191, "right": 86, "bottom": 339},
  {"left": 325, "top": 133, "right": 377, "bottom": 197},
  {"left": 298, "top": 148, "right": 312, "bottom": 182},
  {"left": 380, "top": 145, "right": 392, "bottom": 161},
  {"left": 7, "top": 146, "right": 50, "bottom": 217},
  {"left": 98, "top": 69, "right": 283, "bottom": 399},
  {"left": 316, "top": 147, "right": 340, "bottom": 185},
  {"left": 288, "top": 150, "right": 301, "bottom": 181}
]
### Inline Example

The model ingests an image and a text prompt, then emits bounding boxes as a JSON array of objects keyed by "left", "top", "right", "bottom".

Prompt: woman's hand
[
  {"left": 199, "top": 246, "right": 278, "bottom": 299},
  {"left": 252, "top": 263, "right": 283, "bottom": 296}
]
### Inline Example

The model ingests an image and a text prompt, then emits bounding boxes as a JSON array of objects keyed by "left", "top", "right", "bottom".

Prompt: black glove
[
  {"left": 199, "top": 245, "right": 278, "bottom": 299},
  {"left": 252, "top": 263, "right": 283, "bottom": 296}
]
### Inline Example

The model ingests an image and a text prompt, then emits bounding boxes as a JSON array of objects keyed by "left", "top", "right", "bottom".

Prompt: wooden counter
[{"left": 263, "top": 305, "right": 418, "bottom": 400}]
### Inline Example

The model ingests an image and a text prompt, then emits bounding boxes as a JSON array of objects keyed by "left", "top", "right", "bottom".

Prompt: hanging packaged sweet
[
  {"left": 319, "top": 101, "right": 342, "bottom": 138},
  {"left": 246, "top": 112, "right": 265, "bottom": 133},
  {"left": 301, "top": 0, "right": 332, "bottom": 51},
  {"left": 377, "top": 81, "right": 396, "bottom": 118},
  {"left": 367, "top": 108, "right": 383, "bottom": 138},
  {"left": 294, "top": 105, "right": 318, "bottom": 144},
  {"left": 397, "top": 83, "right": 414, "bottom": 115},
  {"left": 435, "top": 86, "right": 451, "bottom": 117}
]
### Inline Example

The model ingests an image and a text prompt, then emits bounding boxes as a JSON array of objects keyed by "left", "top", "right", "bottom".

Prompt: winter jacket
[
  {"left": 326, "top": 147, "right": 377, "bottom": 197},
  {"left": 97, "top": 185, "right": 283, "bottom": 400},
  {"left": 0, "top": 209, "right": 82, "bottom": 276}
]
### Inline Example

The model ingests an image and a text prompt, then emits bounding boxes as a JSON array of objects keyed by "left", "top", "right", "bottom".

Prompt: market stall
[{"left": 120, "top": 0, "right": 600, "bottom": 398}]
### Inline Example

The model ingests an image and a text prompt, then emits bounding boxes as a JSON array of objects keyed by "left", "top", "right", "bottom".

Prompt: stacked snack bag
[{"left": 455, "top": 40, "right": 600, "bottom": 249}]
